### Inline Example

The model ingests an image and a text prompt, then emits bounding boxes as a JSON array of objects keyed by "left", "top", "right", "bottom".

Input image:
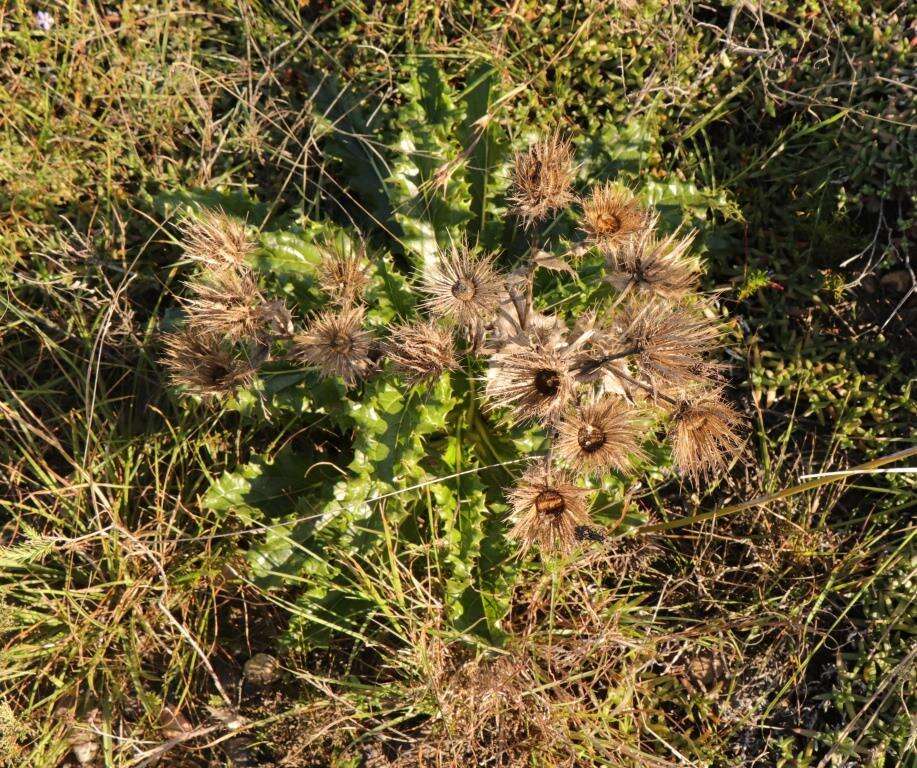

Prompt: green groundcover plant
[{"left": 162, "top": 62, "right": 745, "bottom": 648}]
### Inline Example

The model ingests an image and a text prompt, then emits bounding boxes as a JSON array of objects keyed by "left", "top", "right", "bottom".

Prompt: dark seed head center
[
  {"left": 328, "top": 332, "right": 353, "bottom": 355},
  {"left": 451, "top": 277, "right": 477, "bottom": 302},
  {"left": 209, "top": 361, "right": 231, "bottom": 381},
  {"left": 535, "top": 489, "right": 566, "bottom": 517},
  {"left": 534, "top": 368, "right": 561, "bottom": 397},
  {"left": 598, "top": 211, "right": 622, "bottom": 234},
  {"left": 577, "top": 424, "right": 607, "bottom": 454}
]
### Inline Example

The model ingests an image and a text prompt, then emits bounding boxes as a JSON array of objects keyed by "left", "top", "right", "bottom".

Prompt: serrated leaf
[
  {"left": 534, "top": 250, "right": 576, "bottom": 275},
  {"left": 643, "top": 178, "right": 741, "bottom": 228},
  {"left": 365, "top": 252, "right": 415, "bottom": 324},
  {"left": 202, "top": 449, "right": 335, "bottom": 526},
  {"left": 435, "top": 437, "right": 489, "bottom": 634},
  {"left": 386, "top": 59, "right": 473, "bottom": 268},
  {"left": 257, "top": 226, "right": 328, "bottom": 276},
  {"left": 459, "top": 63, "right": 510, "bottom": 247}
]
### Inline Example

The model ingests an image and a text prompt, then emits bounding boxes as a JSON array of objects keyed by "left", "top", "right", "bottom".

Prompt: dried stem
[
  {"left": 574, "top": 347, "right": 641, "bottom": 375},
  {"left": 609, "top": 366, "right": 679, "bottom": 406}
]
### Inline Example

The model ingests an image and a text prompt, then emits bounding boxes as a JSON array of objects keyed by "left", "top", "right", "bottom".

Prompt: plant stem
[
  {"left": 574, "top": 347, "right": 640, "bottom": 375},
  {"left": 639, "top": 445, "right": 917, "bottom": 534},
  {"left": 609, "top": 366, "right": 679, "bottom": 406}
]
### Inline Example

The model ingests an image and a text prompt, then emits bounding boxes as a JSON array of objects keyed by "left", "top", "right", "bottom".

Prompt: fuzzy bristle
[
  {"left": 160, "top": 326, "right": 256, "bottom": 399},
  {"left": 509, "top": 133, "right": 575, "bottom": 227},
  {"left": 555, "top": 397, "right": 644, "bottom": 477},
  {"left": 580, "top": 182, "right": 648, "bottom": 253},
  {"left": 179, "top": 209, "right": 254, "bottom": 270},
  {"left": 617, "top": 300, "right": 720, "bottom": 391},
  {"left": 420, "top": 245, "right": 503, "bottom": 331},
  {"left": 386, "top": 320, "right": 458, "bottom": 385},
  {"left": 485, "top": 343, "right": 575, "bottom": 425},
  {"left": 507, "top": 467, "right": 592, "bottom": 555},
  {"left": 293, "top": 306, "right": 374, "bottom": 386},
  {"left": 317, "top": 246, "right": 371, "bottom": 306},
  {"left": 607, "top": 226, "right": 701, "bottom": 300},
  {"left": 669, "top": 390, "right": 743, "bottom": 481},
  {"left": 183, "top": 267, "right": 291, "bottom": 343}
]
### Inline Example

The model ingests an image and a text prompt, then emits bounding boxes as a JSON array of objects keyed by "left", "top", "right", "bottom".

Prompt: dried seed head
[
  {"left": 317, "top": 246, "right": 370, "bottom": 306},
  {"left": 179, "top": 209, "right": 254, "bottom": 270},
  {"left": 485, "top": 344, "right": 575, "bottom": 425},
  {"left": 555, "top": 397, "right": 644, "bottom": 477},
  {"left": 580, "top": 183, "right": 648, "bottom": 253},
  {"left": 421, "top": 246, "right": 503, "bottom": 330},
  {"left": 183, "top": 267, "right": 291, "bottom": 343},
  {"left": 608, "top": 227, "right": 701, "bottom": 300},
  {"left": 507, "top": 467, "right": 592, "bottom": 555},
  {"left": 386, "top": 320, "right": 458, "bottom": 384},
  {"left": 293, "top": 305, "right": 374, "bottom": 386},
  {"left": 669, "top": 391, "right": 743, "bottom": 481},
  {"left": 160, "top": 326, "right": 256, "bottom": 399},
  {"left": 509, "top": 133, "right": 576, "bottom": 227},
  {"left": 618, "top": 300, "right": 720, "bottom": 390}
]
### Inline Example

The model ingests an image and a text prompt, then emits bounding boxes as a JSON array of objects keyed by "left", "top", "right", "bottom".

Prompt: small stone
[
  {"left": 158, "top": 705, "right": 193, "bottom": 741},
  {"left": 67, "top": 720, "right": 100, "bottom": 766},
  {"left": 879, "top": 269, "right": 912, "bottom": 295},
  {"left": 243, "top": 653, "right": 280, "bottom": 686}
]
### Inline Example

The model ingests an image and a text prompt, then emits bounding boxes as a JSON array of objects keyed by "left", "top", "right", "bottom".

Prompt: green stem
[{"left": 640, "top": 445, "right": 917, "bottom": 534}]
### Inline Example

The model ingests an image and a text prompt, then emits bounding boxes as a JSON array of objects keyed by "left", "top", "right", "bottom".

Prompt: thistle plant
[{"left": 162, "top": 129, "right": 744, "bottom": 564}]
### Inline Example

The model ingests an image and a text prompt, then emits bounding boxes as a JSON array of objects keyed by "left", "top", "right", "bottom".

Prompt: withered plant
[{"left": 163, "top": 135, "right": 744, "bottom": 560}]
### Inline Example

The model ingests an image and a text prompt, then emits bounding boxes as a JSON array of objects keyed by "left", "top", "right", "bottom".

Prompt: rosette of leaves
[{"left": 163, "top": 59, "right": 744, "bottom": 651}]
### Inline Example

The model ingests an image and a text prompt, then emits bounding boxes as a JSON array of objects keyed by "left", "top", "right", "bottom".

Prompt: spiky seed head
[
  {"left": 669, "top": 391, "right": 743, "bottom": 481},
  {"left": 618, "top": 300, "right": 720, "bottom": 390},
  {"left": 179, "top": 209, "right": 254, "bottom": 270},
  {"left": 509, "top": 133, "right": 575, "bottom": 227},
  {"left": 507, "top": 467, "right": 592, "bottom": 555},
  {"left": 160, "top": 326, "right": 256, "bottom": 399},
  {"left": 555, "top": 397, "right": 644, "bottom": 477},
  {"left": 293, "top": 305, "right": 373, "bottom": 386},
  {"left": 485, "top": 344, "right": 574, "bottom": 425},
  {"left": 420, "top": 246, "right": 503, "bottom": 330},
  {"left": 386, "top": 320, "right": 458, "bottom": 384},
  {"left": 580, "top": 183, "right": 649, "bottom": 253},
  {"left": 183, "top": 267, "right": 290, "bottom": 343},
  {"left": 607, "top": 227, "right": 701, "bottom": 300},
  {"left": 317, "top": 246, "right": 370, "bottom": 306}
]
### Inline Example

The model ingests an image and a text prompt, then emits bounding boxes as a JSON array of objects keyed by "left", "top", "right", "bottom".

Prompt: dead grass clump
[
  {"left": 263, "top": 700, "right": 365, "bottom": 768},
  {"left": 395, "top": 652, "right": 574, "bottom": 768}
]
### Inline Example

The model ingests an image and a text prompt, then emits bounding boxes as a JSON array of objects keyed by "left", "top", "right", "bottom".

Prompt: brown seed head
[
  {"left": 317, "top": 246, "right": 371, "bottom": 306},
  {"left": 507, "top": 467, "right": 592, "bottom": 555},
  {"left": 608, "top": 226, "right": 701, "bottom": 300},
  {"left": 386, "top": 320, "right": 458, "bottom": 385},
  {"left": 618, "top": 300, "right": 720, "bottom": 390},
  {"left": 179, "top": 209, "right": 254, "bottom": 270},
  {"left": 183, "top": 267, "right": 291, "bottom": 343},
  {"left": 580, "top": 183, "right": 648, "bottom": 253},
  {"left": 421, "top": 246, "right": 503, "bottom": 330},
  {"left": 669, "top": 390, "right": 743, "bottom": 481},
  {"left": 485, "top": 344, "right": 574, "bottom": 425},
  {"left": 293, "top": 305, "right": 374, "bottom": 386},
  {"left": 160, "top": 326, "right": 256, "bottom": 399},
  {"left": 509, "top": 133, "right": 575, "bottom": 227},
  {"left": 555, "top": 397, "right": 644, "bottom": 477}
]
